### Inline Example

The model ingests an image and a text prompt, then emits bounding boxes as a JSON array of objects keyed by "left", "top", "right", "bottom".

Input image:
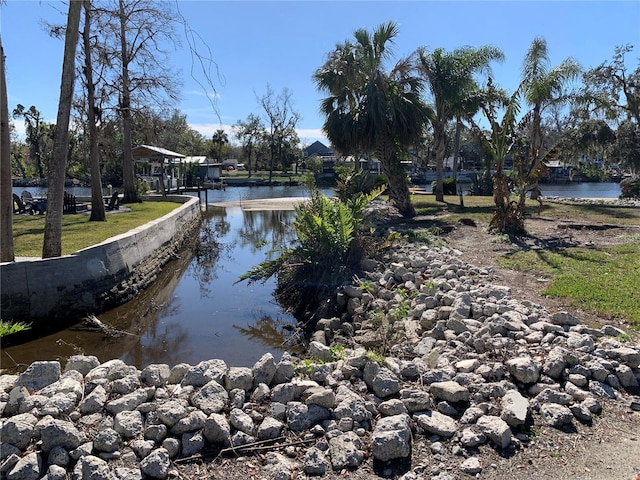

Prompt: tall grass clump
[{"left": 240, "top": 182, "right": 382, "bottom": 321}]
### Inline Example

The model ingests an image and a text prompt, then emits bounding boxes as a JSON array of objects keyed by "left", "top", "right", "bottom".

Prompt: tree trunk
[
  {"left": 84, "top": 1, "right": 106, "bottom": 222},
  {"left": 0, "top": 36, "right": 15, "bottom": 262},
  {"left": 452, "top": 118, "right": 462, "bottom": 181},
  {"left": 433, "top": 121, "right": 447, "bottom": 202},
  {"left": 119, "top": 0, "right": 138, "bottom": 204},
  {"left": 377, "top": 132, "right": 416, "bottom": 217},
  {"left": 42, "top": 0, "right": 81, "bottom": 258}
]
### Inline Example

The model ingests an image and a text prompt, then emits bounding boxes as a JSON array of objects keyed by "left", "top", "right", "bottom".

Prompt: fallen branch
[
  {"left": 173, "top": 437, "right": 315, "bottom": 465},
  {"left": 75, "top": 315, "right": 137, "bottom": 338}
]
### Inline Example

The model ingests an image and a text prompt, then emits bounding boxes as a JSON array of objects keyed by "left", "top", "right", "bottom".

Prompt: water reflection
[
  {"left": 1, "top": 206, "right": 301, "bottom": 371},
  {"left": 239, "top": 209, "right": 297, "bottom": 255}
]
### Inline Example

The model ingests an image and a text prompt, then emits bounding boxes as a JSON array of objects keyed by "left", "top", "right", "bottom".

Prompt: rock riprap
[{"left": 1, "top": 243, "right": 639, "bottom": 480}]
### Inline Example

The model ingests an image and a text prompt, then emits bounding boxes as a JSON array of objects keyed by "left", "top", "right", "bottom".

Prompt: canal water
[
  {"left": 2, "top": 186, "right": 321, "bottom": 372},
  {"left": 1, "top": 182, "right": 623, "bottom": 372}
]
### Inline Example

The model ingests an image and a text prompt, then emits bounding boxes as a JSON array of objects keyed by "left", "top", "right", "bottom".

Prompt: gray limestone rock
[
  {"left": 459, "top": 428, "right": 486, "bottom": 448},
  {"left": 589, "top": 380, "right": 617, "bottom": 399},
  {"left": 460, "top": 456, "right": 482, "bottom": 475},
  {"left": 257, "top": 416, "right": 284, "bottom": 440},
  {"left": 378, "top": 398, "right": 408, "bottom": 416},
  {"left": 44, "top": 465, "right": 68, "bottom": 480},
  {"left": 155, "top": 399, "right": 189, "bottom": 427},
  {"left": 190, "top": 380, "right": 229, "bottom": 414},
  {"left": 72, "top": 455, "right": 110, "bottom": 480},
  {"left": 371, "top": 414, "right": 412, "bottom": 461},
  {"left": 540, "top": 403, "right": 573, "bottom": 427},
  {"left": 304, "top": 447, "right": 329, "bottom": 476},
  {"left": 203, "top": 413, "right": 231, "bottom": 446},
  {"left": 414, "top": 410, "right": 457, "bottom": 438},
  {"left": 114, "top": 410, "right": 144, "bottom": 438},
  {"left": 543, "top": 347, "right": 568, "bottom": 380},
  {"left": 506, "top": 356, "right": 540, "bottom": 384},
  {"left": 271, "top": 383, "right": 295, "bottom": 404},
  {"left": 224, "top": 367, "right": 253, "bottom": 391},
  {"left": 328, "top": 431, "right": 364, "bottom": 470},
  {"left": 363, "top": 363, "right": 400, "bottom": 399},
  {"left": 64, "top": 356, "right": 99, "bottom": 376},
  {"left": 429, "top": 381, "right": 470, "bottom": 403},
  {"left": 534, "top": 388, "right": 573, "bottom": 406},
  {"left": 606, "top": 347, "right": 640, "bottom": 369},
  {"left": 170, "top": 410, "right": 207, "bottom": 435},
  {"left": 500, "top": 389, "right": 529, "bottom": 427},
  {"left": 286, "top": 402, "right": 330, "bottom": 432},
  {"left": 400, "top": 389, "right": 432, "bottom": 412},
  {"left": 38, "top": 419, "right": 85, "bottom": 453},
  {"left": 550, "top": 311, "right": 581, "bottom": 326},
  {"left": 252, "top": 353, "right": 277, "bottom": 387},
  {"left": 140, "top": 364, "right": 171, "bottom": 387},
  {"left": 1, "top": 413, "right": 37, "bottom": 450},
  {"left": 93, "top": 427, "right": 121, "bottom": 453},
  {"left": 6, "top": 452, "right": 41, "bottom": 480},
  {"left": 15, "top": 361, "right": 60, "bottom": 392},
  {"left": 140, "top": 448, "right": 170, "bottom": 479},
  {"left": 181, "top": 432, "right": 205, "bottom": 457},
  {"left": 105, "top": 388, "right": 153, "bottom": 415},
  {"left": 181, "top": 360, "right": 227, "bottom": 388},
  {"left": 476, "top": 416, "right": 512, "bottom": 449},
  {"left": 305, "top": 388, "right": 336, "bottom": 409},
  {"left": 78, "top": 385, "right": 108, "bottom": 415},
  {"left": 229, "top": 408, "right": 254, "bottom": 435}
]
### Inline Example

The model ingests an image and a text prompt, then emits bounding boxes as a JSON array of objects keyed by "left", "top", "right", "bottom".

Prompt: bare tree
[
  {"left": 42, "top": 0, "right": 82, "bottom": 258},
  {"left": 105, "top": 0, "right": 180, "bottom": 203},
  {"left": 82, "top": 0, "right": 106, "bottom": 221},
  {"left": 1, "top": 34, "right": 14, "bottom": 262},
  {"left": 234, "top": 114, "right": 265, "bottom": 177},
  {"left": 257, "top": 85, "right": 300, "bottom": 183}
]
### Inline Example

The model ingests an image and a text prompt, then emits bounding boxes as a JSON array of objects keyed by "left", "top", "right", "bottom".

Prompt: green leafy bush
[
  {"left": 467, "top": 170, "right": 494, "bottom": 196},
  {"left": 240, "top": 184, "right": 383, "bottom": 320},
  {"left": 334, "top": 169, "right": 387, "bottom": 202},
  {"left": 620, "top": 176, "right": 640, "bottom": 199}
]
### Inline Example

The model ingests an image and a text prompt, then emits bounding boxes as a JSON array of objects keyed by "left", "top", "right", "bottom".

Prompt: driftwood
[
  {"left": 75, "top": 315, "right": 137, "bottom": 338},
  {"left": 173, "top": 437, "right": 316, "bottom": 465}
]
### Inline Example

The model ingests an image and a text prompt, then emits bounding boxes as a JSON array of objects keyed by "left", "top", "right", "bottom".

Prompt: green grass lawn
[
  {"left": 11, "top": 201, "right": 179, "bottom": 257},
  {"left": 411, "top": 194, "right": 640, "bottom": 328},
  {"left": 499, "top": 244, "right": 640, "bottom": 327}
]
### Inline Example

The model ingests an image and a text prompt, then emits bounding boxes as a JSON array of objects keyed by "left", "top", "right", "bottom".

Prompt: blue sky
[{"left": 3, "top": 1, "right": 639, "bottom": 147}]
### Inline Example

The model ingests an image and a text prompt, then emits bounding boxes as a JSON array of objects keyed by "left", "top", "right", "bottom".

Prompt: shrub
[
  {"left": 467, "top": 170, "right": 494, "bottom": 196},
  {"left": 334, "top": 169, "right": 387, "bottom": 202},
  {"left": 432, "top": 176, "right": 457, "bottom": 195},
  {"left": 620, "top": 176, "right": 640, "bottom": 199},
  {"left": 240, "top": 184, "right": 383, "bottom": 320}
]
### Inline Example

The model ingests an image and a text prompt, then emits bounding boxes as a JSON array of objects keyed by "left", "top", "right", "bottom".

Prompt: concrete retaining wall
[{"left": 1, "top": 196, "right": 202, "bottom": 324}]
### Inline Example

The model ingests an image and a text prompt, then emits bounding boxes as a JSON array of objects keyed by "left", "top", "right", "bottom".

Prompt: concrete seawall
[{"left": 1, "top": 195, "right": 202, "bottom": 324}]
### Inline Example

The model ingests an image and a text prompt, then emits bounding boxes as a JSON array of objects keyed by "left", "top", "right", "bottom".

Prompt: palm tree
[
  {"left": 417, "top": 46, "right": 504, "bottom": 202},
  {"left": 472, "top": 38, "right": 580, "bottom": 234},
  {"left": 314, "top": 21, "right": 431, "bottom": 217},
  {"left": 517, "top": 37, "right": 580, "bottom": 207},
  {"left": 471, "top": 78, "right": 523, "bottom": 233},
  {"left": 211, "top": 128, "right": 228, "bottom": 162}
]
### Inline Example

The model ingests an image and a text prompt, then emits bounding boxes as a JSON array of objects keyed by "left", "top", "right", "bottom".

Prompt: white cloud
[
  {"left": 189, "top": 122, "right": 236, "bottom": 138},
  {"left": 184, "top": 89, "right": 221, "bottom": 100},
  {"left": 296, "top": 128, "right": 328, "bottom": 146}
]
